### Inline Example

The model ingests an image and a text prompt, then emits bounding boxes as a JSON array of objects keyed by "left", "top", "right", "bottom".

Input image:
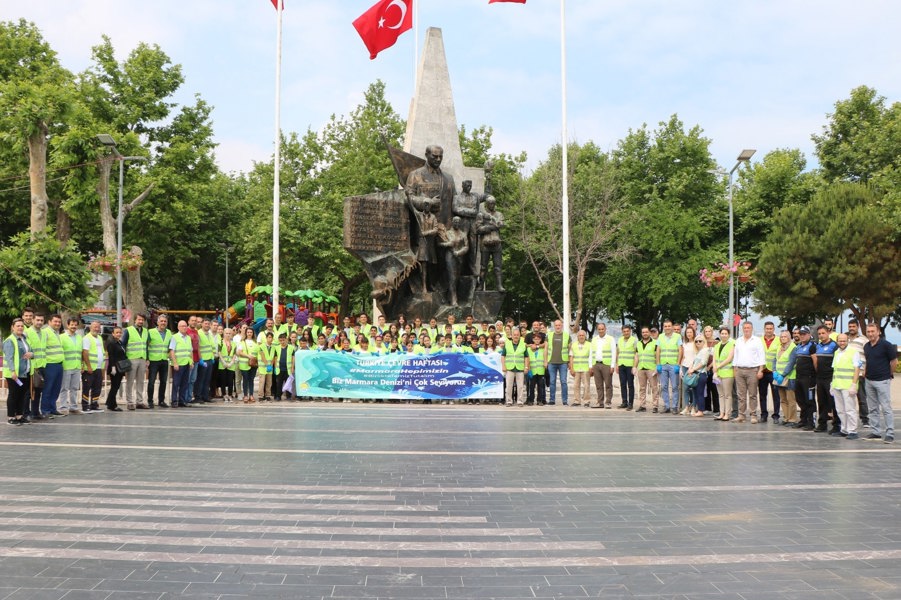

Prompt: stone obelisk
[{"left": 403, "top": 27, "right": 484, "bottom": 194}]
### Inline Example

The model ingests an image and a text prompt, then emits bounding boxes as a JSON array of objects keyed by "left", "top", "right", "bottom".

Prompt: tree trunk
[
  {"left": 97, "top": 156, "right": 117, "bottom": 254},
  {"left": 124, "top": 246, "right": 148, "bottom": 319},
  {"left": 56, "top": 202, "right": 72, "bottom": 245},
  {"left": 28, "top": 126, "right": 50, "bottom": 239},
  {"left": 338, "top": 271, "right": 367, "bottom": 324}
]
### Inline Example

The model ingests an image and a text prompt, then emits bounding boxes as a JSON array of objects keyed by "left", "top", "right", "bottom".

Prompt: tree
[
  {"left": 239, "top": 80, "right": 406, "bottom": 319},
  {"left": 599, "top": 115, "right": 726, "bottom": 328},
  {"left": 0, "top": 19, "right": 75, "bottom": 239},
  {"left": 0, "top": 232, "right": 93, "bottom": 320},
  {"left": 732, "top": 148, "right": 821, "bottom": 260},
  {"left": 514, "top": 142, "right": 630, "bottom": 328},
  {"left": 755, "top": 183, "right": 901, "bottom": 328}
]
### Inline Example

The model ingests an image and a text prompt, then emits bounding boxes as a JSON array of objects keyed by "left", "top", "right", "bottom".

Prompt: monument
[{"left": 343, "top": 28, "right": 504, "bottom": 321}]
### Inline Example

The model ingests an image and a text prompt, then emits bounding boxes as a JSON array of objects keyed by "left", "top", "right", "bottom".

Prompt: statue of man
[
  {"left": 476, "top": 195, "right": 505, "bottom": 292},
  {"left": 452, "top": 179, "right": 480, "bottom": 276},
  {"left": 439, "top": 216, "right": 469, "bottom": 306},
  {"left": 405, "top": 145, "right": 456, "bottom": 229}
]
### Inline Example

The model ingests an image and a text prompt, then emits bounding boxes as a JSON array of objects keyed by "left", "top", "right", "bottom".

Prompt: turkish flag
[
  {"left": 489, "top": 0, "right": 526, "bottom": 3},
  {"left": 353, "top": 0, "right": 413, "bottom": 60},
  {"left": 269, "top": 0, "right": 283, "bottom": 9}
]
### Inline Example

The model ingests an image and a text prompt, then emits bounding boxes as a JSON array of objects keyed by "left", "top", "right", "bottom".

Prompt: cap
[{"left": 799, "top": 326, "right": 811, "bottom": 334}]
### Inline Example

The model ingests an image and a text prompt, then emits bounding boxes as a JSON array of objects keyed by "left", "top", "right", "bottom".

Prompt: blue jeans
[
  {"left": 193, "top": 361, "right": 212, "bottom": 401},
  {"left": 170, "top": 365, "right": 190, "bottom": 406},
  {"left": 618, "top": 366, "right": 634, "bottom": 406},
  {"left": 186, "top": 361, "right": 199, "bottom": 403},
  {"left": 41, "top": 362, "right": 63, "bottom": 414},
  {"left": 660, "top": 365, "right": 680, "bottom": 409},
  {"left": 547, "top": 363, "right": 568, "bottom": 405},
  {"left": 687, "top": 371, "right": 708, "bottom": 408},
  {"left": 865, "top": 379, "right": 894, "bottom": 439},
  {"left": 242, "top": 367, "right": 258, "bottom": 397}
]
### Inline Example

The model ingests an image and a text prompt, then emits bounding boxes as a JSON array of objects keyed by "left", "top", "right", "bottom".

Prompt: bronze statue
[
  {"left": 476, "top": 195, "right": 505, "bottom": 292},
  {"left": 439, "top": 216, "right": 469, "bottom": 306},
  {"left": 409, "top": 192, "right": 441, "bottom": 291},
  {"left": 452, "top": 179, "right": 480, "bottom": 276},
  {"left": 405, "top": 145, "right": 455, "bottom": 229}
]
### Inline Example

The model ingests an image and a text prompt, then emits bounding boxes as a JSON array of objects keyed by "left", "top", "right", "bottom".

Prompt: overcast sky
[{"left": 6, "top": 0, "right": 900, "bottom": 175}]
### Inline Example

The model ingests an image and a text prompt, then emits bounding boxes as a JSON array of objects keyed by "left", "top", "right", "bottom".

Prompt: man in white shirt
[
  {"left": 732, "top": 321, "right": 766, "bottom": 423},
  {"left": 589, "top": 322, "right": 617, "bottom": 409}
]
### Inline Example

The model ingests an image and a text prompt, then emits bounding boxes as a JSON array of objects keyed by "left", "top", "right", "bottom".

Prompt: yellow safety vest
[
  {"left": 637, "top": 339, "right": 657, "bottom": 370},
  {"left": 775, "top": 342, "right": 796, "bottom": 380},
  {"left": 658, "top": 333, "right": 680, "bottom": 365},
  {"left": 617, "top": 336, "right": 638, "bottom": 367},
  {"left": 571, "top": 342, "right": 591, "bottom": 372},
  {"left": 2, "top": 334, "right": 22, "bottom": 378},
  {"left": 831, "top": 348, "right": 858, "bottom": 390},
  {"left": 148, "top": 328, "right": 172, "bottom": 362},
  {"left": 171, "top": 333, "right": 193, "bottom": 366},
  {"left": 125, "top": 326, "right": 149, "bottom": 360},
  {"left": 503, "top": 339, "right": 527, "bottom": 371},
  {"left": 592, "top": 335, "right": 614, "bottom": 365},
  {"left": 528, "top": 347, "right": 545, "bottom": 375},
  {"left": 83, "top": 333, "right": 106, "bottom": 371},
  {"left": 546, "top": 332, "right": 570, "bottom": 363},
  {"left": 44, "top": 328, "right": 64, "bottom": 364},
  {"left": 715, "top": 339, "right": 735, "bottom": 378},
  {"left": 61, "top": 332, "right": 83, "bottom": 371}
]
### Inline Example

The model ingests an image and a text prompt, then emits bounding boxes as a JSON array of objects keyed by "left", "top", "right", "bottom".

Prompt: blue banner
[{"left": 294, "top": 351, "right": 504, "bottom": 400}]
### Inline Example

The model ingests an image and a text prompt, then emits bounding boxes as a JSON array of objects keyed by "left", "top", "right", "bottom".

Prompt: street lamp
[
  {"left": 220, "top": 243, "right": 234, "bottom": 327},
  {"left": 727, "top": 149, "right": 756, "bottom": 336},
  {"left": 96, "top": 134, "right": 148, "bottom": 327}
]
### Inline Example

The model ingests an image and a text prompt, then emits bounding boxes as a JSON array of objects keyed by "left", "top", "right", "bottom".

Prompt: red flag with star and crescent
[{"left": 353, "top": 0, "right": 413, "bottom": 60}]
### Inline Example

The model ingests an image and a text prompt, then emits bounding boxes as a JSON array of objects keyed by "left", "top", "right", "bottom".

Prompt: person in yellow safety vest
[
  {"left": 655, "top": 319, "right": 683, "bottom": 414},
  {"left": 590, "top": 322, "right": 617, "bottom": 409},
  {"left": 759, "top": 321, "right": 782, "bottom": 423},
  {"left": 147, "top": 315, "right": 172, "bottom": 408},
  {"left": 616, "top": 325, "right": 638, "bottom": 409},
  {"left": 569, "top": 330, "right": 593, "bottom": 407},
  {"left": 830, "top": 333, "right": 863, "bottom": 440},
  {"left": 168, "top": 319, "right": 194, "bottom": 407},
  {"left": 81, "top": 321, "right": 107, "bottom": 413},
  {"left": 274, "top": 333, "right": 296, "bottom": 401},
  {"left": 60, "top": 317, "right": 84, "bottom": 414},
  {"left": 527, "top": 338, "right": 546, "bottom": 405},
  {"left": 272, "top": 312, "right": 292, "bottom": 341},
  {"left": 218, "top": 327, "right": 238, "bottom": 403},
  {"left": 257, "top": 318, "right": 275, "bottom": 345},
  {"left": 122, "top": 314, "right": 150, "bottom": 410},
  {"left": 502, "top": 328, "right": 529, "bottom": 407},
  {"left": 823, "top": 317, "right": 839, "bottom": 342},
  {"left": 772, "top": 330, "right": 798, "bottom": 426},
  {"left": 545, "top": 319, "right": 571, "bottom": 405},
  {"left": 194, "top": 319, "right": 215, "bottom": 404},
  {"left": 41, "top": 314, "right": 65, "bottom": 417},
  {"left": 257, "top": 332, "right": 276, "bottom": 402},
  {"left": 712, "top": 327, "right": 736, "bottom": 421},
  {"left": 24, "top": 312, "right": 46, "bottom": 419},
  {"left": 3, "top": 318, "right": 33, "bottom": 424},
  {"left": 236, "top": 326, "right": 258, "bottom": 403},
  {"left": 634, "top": 326, "right": 659, "bottom": 413}
]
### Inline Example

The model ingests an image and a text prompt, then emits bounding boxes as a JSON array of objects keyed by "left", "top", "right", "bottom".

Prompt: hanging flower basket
[
  {"left": 87, "top": 250, "right": 144, "bottom": 274},
  {"left": 699, "top": 261, "right": 756, "bottom": 288}
]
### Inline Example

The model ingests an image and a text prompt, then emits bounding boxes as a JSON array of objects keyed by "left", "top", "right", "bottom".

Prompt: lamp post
[
  {"left": 727, "top": 149, "right": 756, "bottom": 337},
  {"left": 220, "top": 243, "right": 234, "bottom": 327},
  {"left": 96, "top": 134, "right": 147, "bottom": 327}
]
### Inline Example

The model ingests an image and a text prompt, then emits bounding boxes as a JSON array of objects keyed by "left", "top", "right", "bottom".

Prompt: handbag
[
  {"left": 683, "top": 371, "right": 699, "bottom": 388},
  {"left": 117, "top": 359, "right": 133, "bottom": 373},
  {"left": 32, "top": 369, "right": 44, "bottom": 389},
  {"left": 248, "top": 357, "right": 258, "bottom": 368}
]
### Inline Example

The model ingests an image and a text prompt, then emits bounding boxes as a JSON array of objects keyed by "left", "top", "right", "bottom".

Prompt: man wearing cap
[{"left": 793, "top": 326, "right": 818, "bottom": 431}]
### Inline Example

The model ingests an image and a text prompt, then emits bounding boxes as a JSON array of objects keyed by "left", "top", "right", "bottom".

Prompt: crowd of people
[{"left": 2, "top": 308, "right": 897, "bottom": 443}]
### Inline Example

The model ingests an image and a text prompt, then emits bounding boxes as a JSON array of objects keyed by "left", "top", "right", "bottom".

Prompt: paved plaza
[{"left": 0, "top": 387, "right": 900, "bottom": 599}]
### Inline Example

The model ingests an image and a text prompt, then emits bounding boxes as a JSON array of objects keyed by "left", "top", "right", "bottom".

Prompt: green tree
[
  {"left": 600, "top": 115, "right": 726, "bottom": 328},
  {"left": 755, "top": 183, "right": 901, "bottom": 327},
  {"left": 0, "top": 232, "right": 93, "bottom": 320},
  {"left": 732, "top": 148, "right": 821, "bottom": 259},
  {"left": 239, "top": 80, "right": 406, "bottom": 319},
  {"left": 0, "top": 19, "right": 76, "bottom": 239}
]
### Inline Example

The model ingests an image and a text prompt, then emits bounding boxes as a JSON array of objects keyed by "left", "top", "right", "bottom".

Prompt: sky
[{"left": 5, "top": 0, "right": 901, "bottom": 177}]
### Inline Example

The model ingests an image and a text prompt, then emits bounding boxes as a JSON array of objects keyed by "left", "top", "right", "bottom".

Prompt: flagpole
[
  {"left": 272, "top": 0, "right": 283, "bottom": 316},
  {"left": 560, "top": 0, "right": 571, "bottom": 333},
  {"left": 413, "top": 0, "right": 419, "bottom": 83}
]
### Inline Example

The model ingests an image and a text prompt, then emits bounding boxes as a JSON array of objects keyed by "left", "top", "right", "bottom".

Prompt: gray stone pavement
[{"left": 0, "top": 389, "right": 899, "bottom": 599}]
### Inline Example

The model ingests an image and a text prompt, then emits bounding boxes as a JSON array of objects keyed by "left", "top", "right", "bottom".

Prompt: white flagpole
[
  {"left": 272, "top": 0, "right": 283, "bottom": 315},
  {"left": 560, "top": 0, "right": 571, "bottom": 333},
  {"left": 413, "top": 0, "right": 419, "bottom": 83}
]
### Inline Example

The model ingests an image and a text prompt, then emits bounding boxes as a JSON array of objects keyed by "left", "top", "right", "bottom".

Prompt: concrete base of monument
[
  {"left": 390, "top": 276, "right": 503, "bottom": 322},
  {"left": 472, "top": 290, "right": 505, "bottom": 322}
]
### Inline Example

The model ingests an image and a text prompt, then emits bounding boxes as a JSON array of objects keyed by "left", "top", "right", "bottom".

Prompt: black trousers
[
  {"left": 82, "top": 369, "right": 103, "bottom": 407},
  {"left": 106, "top": 372, "right": 124, "bottom": 408},
  {"left": 617, "top": 366, "right": 635, "bottom": 406},
  {"left": 706, "top": 369, "right": 719, "bottom": 413},
  {"left": 6, "top": 376, "right": 28, "bottom": 417},
  {"left": 529, "top": 373, "right": 546, "bottom": 405},
  {"left": 795, "top": 375, "right": 817, "bottom": 426},
  {"left": 147, "top": 360, "right": 169, "bottom": 405},
  {"left": 816, "top": 378, "right": 840, "bottom": 430}
]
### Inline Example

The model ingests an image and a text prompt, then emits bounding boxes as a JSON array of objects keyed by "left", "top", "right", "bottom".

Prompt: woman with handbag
[
  {"left": 684, "top": 337, "right": 711, "bottom": 417},
  {"left": 105, "top": 327, "right": 128, "bottom": 412}
]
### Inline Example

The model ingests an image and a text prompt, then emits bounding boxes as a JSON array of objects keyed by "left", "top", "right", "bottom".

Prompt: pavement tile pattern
[{"left": 0, "top": 403, "right": 899, "bottom": 599}]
